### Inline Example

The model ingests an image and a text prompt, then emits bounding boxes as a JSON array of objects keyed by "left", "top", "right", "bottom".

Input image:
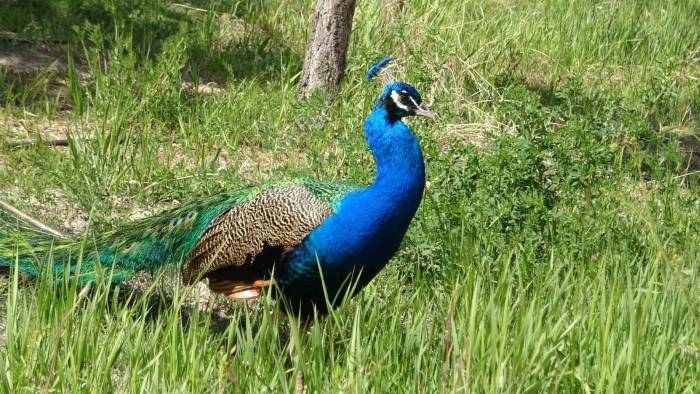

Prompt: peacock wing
[
  {"left": 91, "top": 186, "right": 266, "bottom": 282},
  {"left": 182, "top": 180, "right": 358, "bottom": 298}
]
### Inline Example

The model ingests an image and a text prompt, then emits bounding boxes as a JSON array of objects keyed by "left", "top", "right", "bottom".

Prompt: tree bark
[{"left": 298, "top": 0, "right": 357, "bottom": 98}]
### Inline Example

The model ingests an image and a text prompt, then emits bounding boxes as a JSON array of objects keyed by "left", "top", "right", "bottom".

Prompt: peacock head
[
  {"left": 380, "top": 81, "right": 435, "bottom": 121},
  {"left": 366, "top": 57, "right": 436, "bottom": 121}
]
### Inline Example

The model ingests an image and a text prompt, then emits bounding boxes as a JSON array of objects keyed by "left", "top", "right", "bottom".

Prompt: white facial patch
[
  {"left": 408, "top": 96, "right": 421, "bottom": 110},
  {"left": 390, "top": 90, "right": 410, "bottom": 111}
]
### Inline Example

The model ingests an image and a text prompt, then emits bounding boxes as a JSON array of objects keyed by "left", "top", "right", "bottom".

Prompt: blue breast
[{"left": 277, "top": 105, "right": 426, "bottom": 313}]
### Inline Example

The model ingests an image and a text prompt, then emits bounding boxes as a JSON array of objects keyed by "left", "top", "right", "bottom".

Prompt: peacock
[{"left": 0, "top": 58, "right": 435, "bottom": 315}]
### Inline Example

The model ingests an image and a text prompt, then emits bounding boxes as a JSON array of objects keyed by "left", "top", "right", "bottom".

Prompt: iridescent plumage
[
  {"left": 0, "top": 179, "right": 355, "bottom": 289},
  {"left": 1, "top": 58, "right": 435, "bottom": 315}
]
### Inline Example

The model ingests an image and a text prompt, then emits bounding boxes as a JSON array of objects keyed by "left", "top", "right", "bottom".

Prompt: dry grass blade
[{"left": 0, "top": 199, "right": 67, "bottom": 239}]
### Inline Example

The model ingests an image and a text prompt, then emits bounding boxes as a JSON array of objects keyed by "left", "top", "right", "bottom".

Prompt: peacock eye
[
  {"left": 170, "top": 217, "right": 183, "bottom": 228},
  {"left": 398, "top": 91, "right": 411, "bottom": 105}
]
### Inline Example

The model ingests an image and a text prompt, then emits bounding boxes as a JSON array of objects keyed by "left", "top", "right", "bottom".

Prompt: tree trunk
[{"left": 298, "top": 0, "right": 357, "bottom": 98}]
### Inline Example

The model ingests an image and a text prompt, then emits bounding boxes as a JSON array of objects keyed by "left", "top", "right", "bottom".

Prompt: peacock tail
[{"left": 0, "top": 179, "right": 358, "bottom": 288}]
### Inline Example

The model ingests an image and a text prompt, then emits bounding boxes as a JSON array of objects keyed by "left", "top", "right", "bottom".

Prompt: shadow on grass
[
  {"left": 1, "top": 0, "right": 302, "bottom": 108},
  {"left": 113, "top": 281, "right": 244, "bottom": 335},
  {"left": 0, "top": 267, "right": 252, "bottom": 335}
]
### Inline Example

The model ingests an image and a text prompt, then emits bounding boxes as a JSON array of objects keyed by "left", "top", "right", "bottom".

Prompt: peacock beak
[{"left": 414, "top": 105, "right": 437, "bottom": 120}]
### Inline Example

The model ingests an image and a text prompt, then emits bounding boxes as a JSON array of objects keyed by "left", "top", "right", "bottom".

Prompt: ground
[{"left": 0, "top": 0, "right": 699, "bottom": 392}]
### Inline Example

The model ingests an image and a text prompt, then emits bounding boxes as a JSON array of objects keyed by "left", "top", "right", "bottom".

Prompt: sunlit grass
[{"left": 1, "top": 0, "right": 699, "bottom": 391}]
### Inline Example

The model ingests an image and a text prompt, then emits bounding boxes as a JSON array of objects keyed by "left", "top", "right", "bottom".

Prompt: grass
[{"left": 1, "top": 0, "right": 699, "bottom": 391}]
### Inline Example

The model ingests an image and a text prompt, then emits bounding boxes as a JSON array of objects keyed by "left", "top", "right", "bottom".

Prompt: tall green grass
[{"left": 1, "top": 0, "right": 699, "bottom": 391}]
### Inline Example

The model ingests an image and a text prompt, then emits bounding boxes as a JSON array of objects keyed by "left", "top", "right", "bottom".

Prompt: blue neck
[
  {"left": 363, "top": 105, "right": 426, "bottom": 205},
  {"left": 280, "top": 103, "right": 426, "bottom": 306}
]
